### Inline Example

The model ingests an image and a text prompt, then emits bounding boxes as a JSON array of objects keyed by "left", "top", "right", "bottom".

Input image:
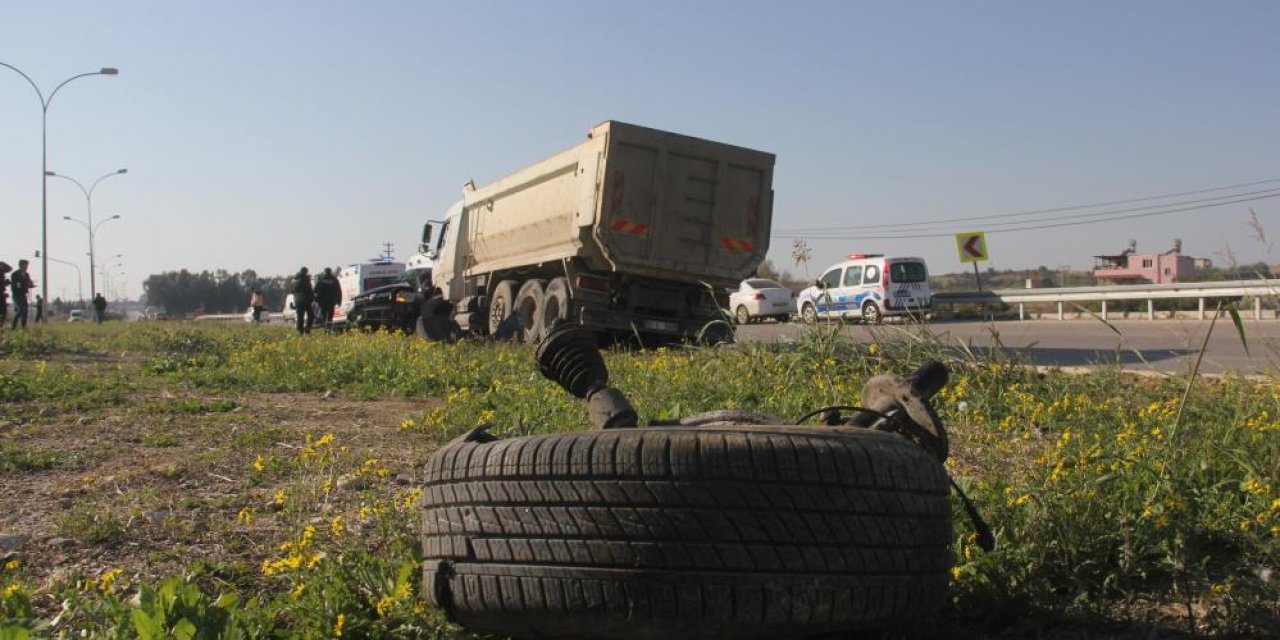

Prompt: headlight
[{"left": 394, "top": 291, "right": 410, "bottom": 304}]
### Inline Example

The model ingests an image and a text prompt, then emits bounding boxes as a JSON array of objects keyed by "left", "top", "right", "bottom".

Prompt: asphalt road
[{"left": 734, "top": 318, "right": 1280, "bottom": 375}]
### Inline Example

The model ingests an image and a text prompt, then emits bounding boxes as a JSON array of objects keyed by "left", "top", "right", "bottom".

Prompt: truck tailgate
[{"left": 597, "top": 122, "right": 775, "bottom": 285}]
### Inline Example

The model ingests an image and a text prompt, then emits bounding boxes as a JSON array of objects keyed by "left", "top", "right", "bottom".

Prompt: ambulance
[
  {"left": 797, "top": 254, "right": 931, "bottom": 324},
  {"left": 333, "top": 259, "right": 406, "bottom": 324}
]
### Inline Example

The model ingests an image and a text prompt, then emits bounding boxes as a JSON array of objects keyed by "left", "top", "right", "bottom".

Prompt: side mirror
[{"left": 815, "top": 279, "right": 824, "bottom": 288}]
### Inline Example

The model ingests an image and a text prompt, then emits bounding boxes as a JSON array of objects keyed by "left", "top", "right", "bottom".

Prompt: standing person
[
  {"left": 249, "top": 288, "right": 266, "bottom": 324},
  {"left": 314, "top": 267, "right": 342, "bottom": 329},
  {"left": 34, "top": 295, "right": 44, "bottom": 323},
  {"left": 292, "top": 267, "right": 315, "bottom": 334},
  {"left": 0, "top": 261, "right": 11, "bottom": 334},
  {"left": 9, "top": 259, "right": 35, "bottom": 330},
  {"left": 92, "top": 293, "right": 108, "bottom": 324}
]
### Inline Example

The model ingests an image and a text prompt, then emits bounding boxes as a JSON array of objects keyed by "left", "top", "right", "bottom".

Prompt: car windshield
[
  {"left": 889, "top": 261, "right": 928, "bottom": 283},
  {"left": 745, "top": 279, "right": 782, "bottom": 289}
]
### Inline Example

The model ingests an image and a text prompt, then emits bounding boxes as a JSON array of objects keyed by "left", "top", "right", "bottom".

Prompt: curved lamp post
[
  {"left": 48, "top": 169, "right": 127, "bottom": 298},
  {"left": 1, "top": 62, "right": 119, "bottom": 309},
  {"left": 37, "top": 252, "right": 83, "bottom": 303},
  {"left": 63, "top": 213, "right": 120, "bottom": 300}
]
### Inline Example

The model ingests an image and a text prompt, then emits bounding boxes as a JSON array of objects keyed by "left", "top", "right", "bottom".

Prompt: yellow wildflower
[
  {"left": 4, "top": 583, "right": 22, "bottom": 598},
  {"left": 237, "top": 507, "right": 255, "bottom": 526},
  {"left": 99, "top": 568, "right": 123, "bottom": 593},
  {"left": 292, "top": 582, "right": 307, "bottom": 601},
  {"left": 3, "top": 560, "right": 19, "bottom": 571},
  {"left": 253, "top": 455, "right": 265, "bottom": 472},
  {"left": 333, "top": 613, "right": 345, "bottom": 637}
]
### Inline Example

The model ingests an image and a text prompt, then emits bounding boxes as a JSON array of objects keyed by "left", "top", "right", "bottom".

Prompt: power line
[
  {"left": 774, "top": 176, "right": 1280, "bottom": 234},
  {"left": 770, "top": 192, "right": 1280, "bottom": 240}
]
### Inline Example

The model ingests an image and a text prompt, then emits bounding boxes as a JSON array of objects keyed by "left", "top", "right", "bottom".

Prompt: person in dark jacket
[
  {"left": 0, "top": 261, "right": 11, "bottom": 332},
  {"left": 313, "top": 267, "right": 342, "bottom": 329},
  {"left": 292, "top": 267, "right": 315, "bottom": 334},
  {"left": 92, "top": 293, "right": 108, "bottom": 324},
  {"left": 9, "top": 259, "right": 35, "bottom": 330}
]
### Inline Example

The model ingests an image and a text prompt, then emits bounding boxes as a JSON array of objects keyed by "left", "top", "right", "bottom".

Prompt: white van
[
  {"left": 334, "top": 260, "right": 406, "bottom": 323},
  {"left": 797, "top": 254, "right": 931, "bottom": 324}
]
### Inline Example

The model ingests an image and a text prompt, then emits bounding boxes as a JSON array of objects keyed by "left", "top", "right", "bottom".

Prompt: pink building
[{"left": 1092, "top": 240, "right": 1200, "bottom": 284}]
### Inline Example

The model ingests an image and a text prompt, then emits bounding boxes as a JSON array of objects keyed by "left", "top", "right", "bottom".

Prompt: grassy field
[{"left": 0, "top": 322, "right": 1277, "bottom": 638}]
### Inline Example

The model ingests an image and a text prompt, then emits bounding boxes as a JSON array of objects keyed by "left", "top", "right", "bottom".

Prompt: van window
[
  {"left": 364, "top": 276, "right": 399, "bottom": 290},
  {"left": 843, "top": 267, "right": 862, "bottom": 287},
  {"left": 888, "top": 261, "right": 927, "bottom": 283},
  {"left": 864, "top": 264, "right": 881, "bottom": 284},
  {"left": 819, "top": 268, "right": 841, "bottom": 289}
]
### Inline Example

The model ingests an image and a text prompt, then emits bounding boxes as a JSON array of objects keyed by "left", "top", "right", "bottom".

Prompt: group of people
[
  {"left": 291, "top": 266, "right": 342, "bottom": 334},
  {"left": 0, "top": 258, "right": 111, "bottom": 331},
  {"left": 1, "top": 259, "right": 38, "bottom": 332}
]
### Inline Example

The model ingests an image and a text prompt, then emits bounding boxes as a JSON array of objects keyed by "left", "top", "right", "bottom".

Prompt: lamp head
[
  {"left": 100, "top": 68, "right": 119, "bottom": 75},
  {"left": 45, "top": 171, "right": 57, "bottom": 177},
  {"left": 116, "top": 169, "right": 127, "bottom": 174}
]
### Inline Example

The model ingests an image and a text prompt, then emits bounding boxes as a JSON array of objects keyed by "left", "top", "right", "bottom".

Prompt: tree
[{"left": 142, "top": 269, "right": 290, "bottom": 316}]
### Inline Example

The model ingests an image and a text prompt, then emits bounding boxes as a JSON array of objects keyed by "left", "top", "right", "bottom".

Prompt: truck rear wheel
[
  {"left": 515, "top": 279, "right": 547, "bottom": 344},
  {"left": 543, "top": 277, "right": 571, "bottom": 329},
  {"left": 488, "top": 280, "right": 519, "bottom": 337}
]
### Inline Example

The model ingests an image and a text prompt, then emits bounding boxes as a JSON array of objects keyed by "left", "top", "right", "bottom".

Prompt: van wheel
[
  {"left": 801, "top": 303, "right": 818, "bottom": 324},
  {"left": 542, "top": 277, "right": 571, "bottom": 330},
  {"left": 862, "top": 301, "right": 883, "bottom": 325},
  {"left": 488, "top": 280, "right": 519, "bottom": 337},
  {"left": 515, "top": 280, "right": 548, "bottom": 344},
  {"left": 734, "top": 305, "right": 750, "bottom": 325}
]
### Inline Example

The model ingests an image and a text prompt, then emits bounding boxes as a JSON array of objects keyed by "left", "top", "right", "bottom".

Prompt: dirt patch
[{"left": 1, "top": 387, "right": 441, "bottom": 591}]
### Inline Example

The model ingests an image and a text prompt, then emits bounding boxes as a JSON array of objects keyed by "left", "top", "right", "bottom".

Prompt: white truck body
[{"left": 425, "top": 121, "right": 775, "bottom": 342}]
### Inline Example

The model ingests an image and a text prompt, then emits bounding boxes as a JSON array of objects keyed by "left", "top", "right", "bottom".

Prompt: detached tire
[{"left": 422, "top": 426, "right": 952, "bottom": 640}]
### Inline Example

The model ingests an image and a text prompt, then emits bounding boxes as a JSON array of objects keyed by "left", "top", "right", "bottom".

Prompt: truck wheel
[
  {"left": 488, "top": 280, "right": 519, "bottom": 337},
  {"left": 734, "top": 305, "right": 751, "bottom": 325},
  {"left": 801, "top": 303, "right": 818, "bottom": 324},
  {"left": 515, "top": 279, "right": 548, "bottom": 344},
  {"left": 542, "top": 277, "right": 571, "bottom": 328},
  {"left": 862, "top": 301, "right": 883, "bottom": 325},
  {"left": 422, "top": 426, "right": 952, "bottom": 640}
]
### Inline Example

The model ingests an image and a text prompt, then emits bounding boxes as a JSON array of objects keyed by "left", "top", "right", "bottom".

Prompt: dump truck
[{"left": 420, "top": 120, "right": 776, "bottom": 343}]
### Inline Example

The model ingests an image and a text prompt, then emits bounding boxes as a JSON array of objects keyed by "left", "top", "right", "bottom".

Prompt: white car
[
  {"left": 68, "top": 309, "right": 85, "bottom": 322},
  {"left": 728, "top": 278, "right": 795, "bottom": 324}
]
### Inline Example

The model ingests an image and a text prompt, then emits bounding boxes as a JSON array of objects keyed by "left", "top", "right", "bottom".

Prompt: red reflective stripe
[
  {"left": 610, "top": 220, "right": 648, "bottom": 235},
  {"left": 719, "top": 238, "right": 755, "bottom": 252}
]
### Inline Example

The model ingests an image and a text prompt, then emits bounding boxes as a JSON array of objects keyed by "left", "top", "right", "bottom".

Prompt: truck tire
[
  {"left": 489, "top": 280, "right": 519, "bottom": 337},
  {"left": 542, "top": 277, "right": 572, "bottom": 329},
  {"left": 515, "top": 279, "right": 548, "bottom": 344},
  {"left": 422, "top": 426, "right": 952, "bottom": 640}
]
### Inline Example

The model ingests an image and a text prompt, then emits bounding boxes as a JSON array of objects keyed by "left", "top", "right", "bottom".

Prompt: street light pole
[
  {"left": 0, "top": 62, "right": 119, "bottom": 310},
  {"left": 63, "top": 213, "right": 120, "bottom": 300},
  {"left": 48, "top": 169, "right": 127, "bottom": 299},
  {"left": 37, "top": 252, "right": 83, "bottom": 303}
]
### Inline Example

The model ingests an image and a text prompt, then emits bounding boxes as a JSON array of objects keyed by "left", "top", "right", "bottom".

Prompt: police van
[{"left": 797, "top": 254, "right": 931, "bottom": 324}]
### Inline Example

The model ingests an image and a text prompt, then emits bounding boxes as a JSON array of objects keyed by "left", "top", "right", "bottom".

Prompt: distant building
[{"left": 1092, "top": 239, "right": 1200, "bottom": 284}]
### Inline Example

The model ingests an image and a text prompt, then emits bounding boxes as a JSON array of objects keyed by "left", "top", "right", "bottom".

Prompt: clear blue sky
[{"left": 3, "top": 1, "right": 1278, "bottom": 302}]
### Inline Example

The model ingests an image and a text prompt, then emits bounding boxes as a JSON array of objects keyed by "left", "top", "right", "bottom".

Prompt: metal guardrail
[{"left": 933, "top": 279, "right": 1280, "bottom": 320}]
